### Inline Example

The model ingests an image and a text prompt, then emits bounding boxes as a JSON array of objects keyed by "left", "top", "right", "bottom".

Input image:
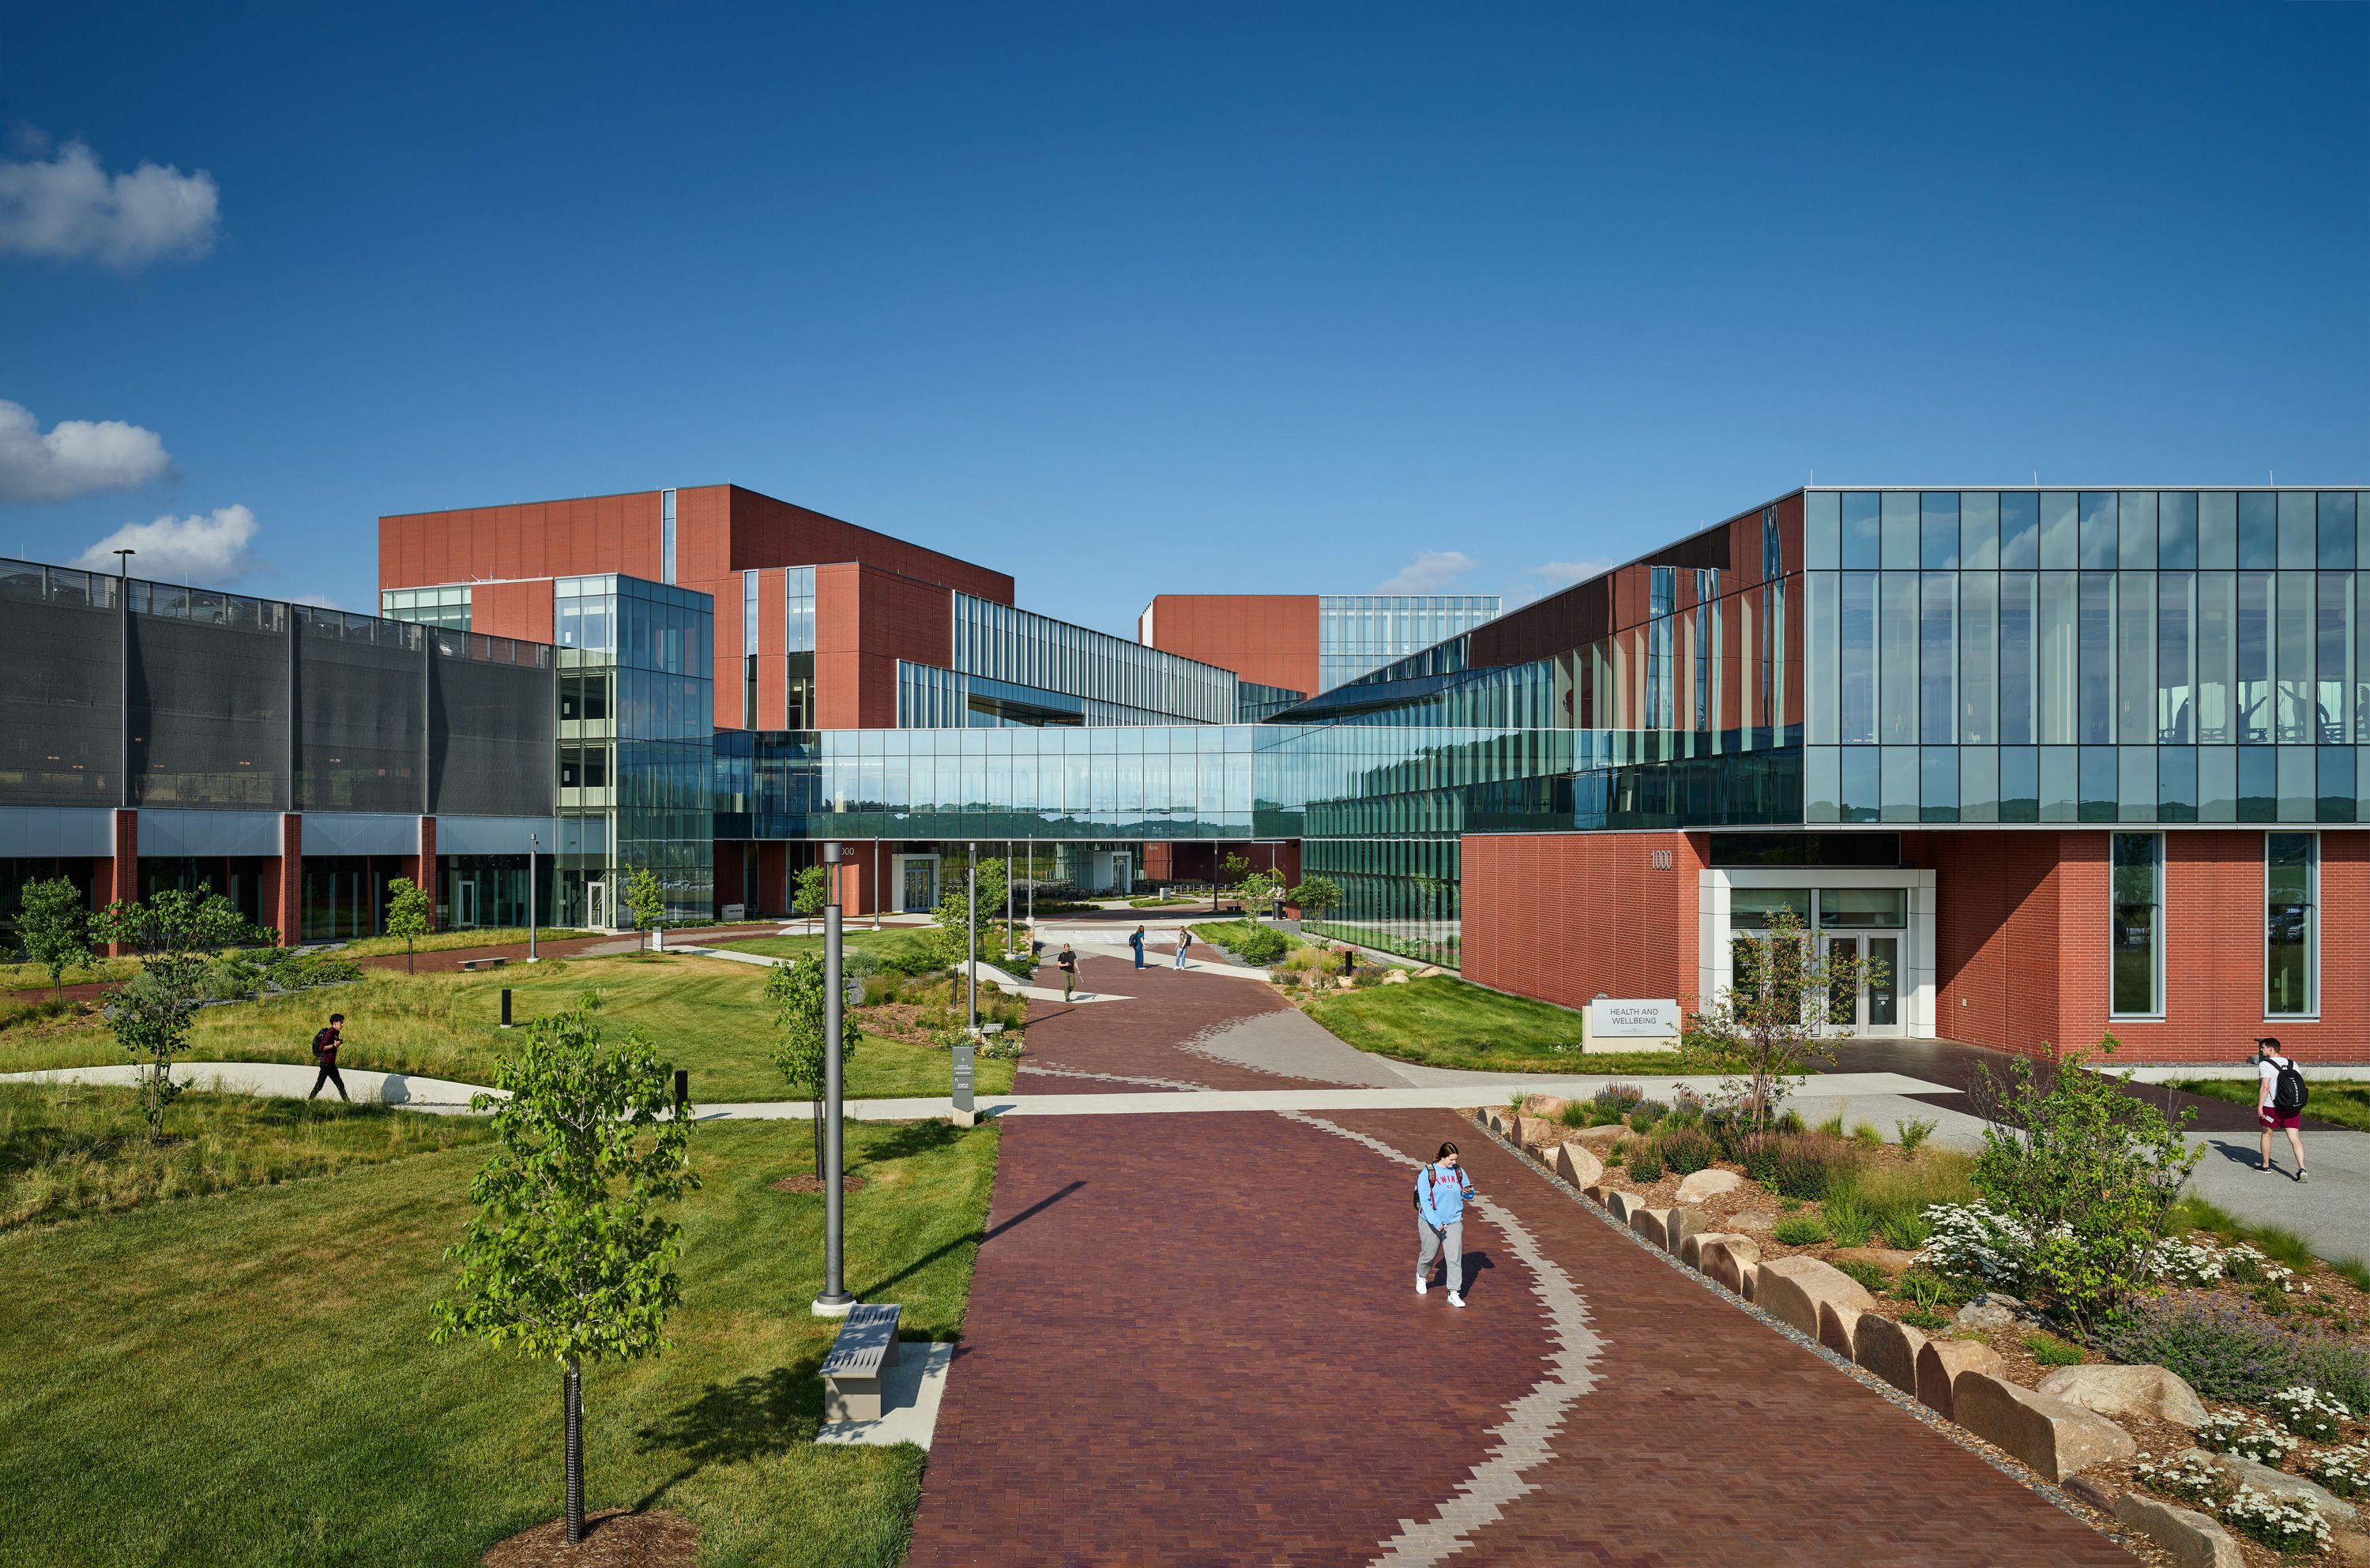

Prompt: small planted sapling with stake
[
  {"left": 1678, "top": 909, "right": 1872, "bottom": 1131},
  {"left": 16, "top": 875, "right": 91, "bottom": 1003},
  {"left": 431, "top": 1001, "right": 696, "bottom": 1546},
  {"left": 385, "top": 875, "right": 431, "bottom": 975},
  {"left": 90, "top": 889, "right": 265, "bottom": 1144},
  {"left": 767, "top": 953, "right": 863, "bottom": 1175}
]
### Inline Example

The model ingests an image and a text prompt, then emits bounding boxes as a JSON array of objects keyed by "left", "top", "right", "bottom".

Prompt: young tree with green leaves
[
  {"left": 623, "top": 865, "right": 664, "bottom": 931},
  {"left": 1237, "top": 869, "right": 1283, "bottom": 921},
  {"left": 792, "top": 864, "right": 831, "bottom": 916},
  {"left": 1677, "top": 908, "right": 1870, "bottom": 1130},
  {"left": 766, "top": 953, "right": 864, "bottom": 1173},
  {"left": 931, "top": 856, "right": 1006, "bottom": 969},
  {"left": 1966, "top": 1035, "right": 2203, "bottom": 1329},
  {"left": 90, "top": 889, "right": 261, "bottom": 1142},
  {"left": 16, "top": 875, "right": 91, "bottom": 1002},
  {"left": 1286, "top": 876, "right": 1341, "bottom": 924},
  {"left": 385, "top": 875, "right": 431, "bottom": 974},
  {"left": 431, "top": 1002, "right": 696, "bottom": 1546}
]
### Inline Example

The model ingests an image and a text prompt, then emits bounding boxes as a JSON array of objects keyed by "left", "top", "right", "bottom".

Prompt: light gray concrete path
[
  {"left": 0, "top": 1062, "right": 502, "bottom": 1112},
  {"left": 2182, "top": 1127, "right": 2370, "bottom": 1264},
  {"left": 1182, "top": 1009, "right": 1415, "bottom": 1089},
  {"left": 814, "top": 1341, "right": 956, "bottom": 1450},
  {"left": 1026, "top": 934, "right": 1273, "bottom": 980}
]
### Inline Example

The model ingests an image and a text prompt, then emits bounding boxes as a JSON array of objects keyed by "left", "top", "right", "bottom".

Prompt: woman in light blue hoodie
[{"left": 1414, "top": 1141, "right": 1477, "bottom": 1307}]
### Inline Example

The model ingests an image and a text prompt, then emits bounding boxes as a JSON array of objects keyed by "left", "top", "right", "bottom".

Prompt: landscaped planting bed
[{"left": 1480, "top": 1090, "right": 2370, "bottom": 1566}]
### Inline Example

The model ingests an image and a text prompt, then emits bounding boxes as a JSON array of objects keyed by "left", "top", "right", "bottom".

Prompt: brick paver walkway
[
  {"left": 1014, "top": 953, "right": 1347, "bottom": 1096},
  {"left": 909, "top": 972, "right": 2138, "bottom": 1566}
]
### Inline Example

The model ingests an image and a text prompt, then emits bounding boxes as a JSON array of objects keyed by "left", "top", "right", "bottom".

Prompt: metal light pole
[
  {"left": 528, "top": 832, "right": 540, "bottom": 961},
  {"left": 1005, "top": 838, "right": 1014, "bottom": 955},
  {"left": 813, "top": 840, "right": 854, "bottom": 1316},
  {"left": 966, "top": 848, "right": 978, "bottom": 1036}
]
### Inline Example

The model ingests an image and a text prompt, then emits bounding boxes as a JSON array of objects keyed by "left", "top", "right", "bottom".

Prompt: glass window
[
  {"left": 660, "top": 489, "right": 677, "bottom": 586},
  {"left": 2267, "top": 833, "right": 2315, "bottom": 1016},
  {"left": 1920, "top": 492, "right": 1959, "bottom": 569},
  {"left": 2199, "top": 744, "right": 2237, "bottom": 822},
  {"left": 2197, "top": 571, "right": 2236, "bottom": 743},
  {"left": 2199, "top": 491, "right": 2237, "bottom": 569},
  {"left": 1961, "top": 745, "right": 1999, "bottom": 822},
  {"left": 1880, "top": 492, "right": 1919, "bottom": 568},
  {"left": 2278, "top": 573, "right": 2314, "bottom": 745},
  {"left": 2239, "top": 746, "right": 2278, "bottom": 821},
  {"left": 2040, "top": 492, "right": 2079, "bottom": 569},
  {"left": 1839, "top": 573, "right": 1875, "bottom": 743},
  {"left": 2279, "top": 745, "right": 2316, "bottom": 822},
  {"left": 1880, "top": 746, "right": 1918, "bottom": 822},
  {"left": 2119, "top": 746, "right": 2154, "bottom": 822},
  {"left": 2040, "top": 745, "right": 2078, "bottom": 821},
  {"left": 2000, "top": 492, "right": 2040, "bottom": 570},
  {"left": 2157, "top": 746, "right": 2198, "bottom": 822},
  {"left": 1920, "top": 746, "right": 1958, "bottom": 821},
  {"left": 2238, "top": 573, "right": 2272, "bottom": 743},
  {"left": 1841, "top": 494, "right": 1880, "bottom": 570},
  {"left": 1819, "top": 888, "right": 1906, "bottom": 927},
  {"left": 1879, "top": 573, "right": 1917, "bottom": 744},
  {"left": 2159, "top": 492, "right": 2198, "bottom": 570},
  {"left": 2117, "top": 572, "right": 2154, "bottom": 744},
  {"left": 2321, "top": 492, "right": 2358, "bottom": 568},
  {"left": 2240, "top": 493, "right": 2278, "bottom": 569},
  {"left": 1804, "top": 746, "right": 1840, "bottom": 822},
  {"left": 1919, "top": 573, "right": 1954, "bottom": 743},
  {"left": 2319, "top": 746, "right": 2356, "bottom": 823},
  {"left": 1999, "top": 571, "right": 2035, "bottom": 744},
  {"left": 743, "top": 570, "right": 759, "bottom": 656},
  {"left": 1961, "top": 492, "right": 1999, "bottom": 570},
  {"left": 2079, "top": 745, "right": 2118, "bottom": 822},
  {"left": 2111, "top": 833, "right": 2160, "bottom": 1016},
  {"left": 2119, "top": 492, "right": 2157, "bottom": 569},
  {"left": 2039, "top": 572, "right": 2078, "bottom": 743},
  {"left": 2280, "top": 492, "right": 2317, "bottom": 570},
  {"left": 1729, "top": 888, "right": 1810, "bottom": 926},
  {"left": 2080, "top": 492, "right": 2118, "bottom": 569},
  {"left": 2318, "top": 573, "right": 2351, "bottom": 744},
  {"left": 1959, "top": 571, "right": 1997, "bottom": 743},
  {"left": 1806, "top": 573, "right": 1837, "bottom": 744},
  {"left": 1805, "top": 491, "right": 1839, "bottom": 570},
  {"left": 2000, "top": 744, "right": 2039, "bottom": 822},
  {"left": 1840, "top": 746, "right": 1879, "bottom": 823},
  {"left": 2079, "top": 573, "right": 2114, "bottom": 744}
]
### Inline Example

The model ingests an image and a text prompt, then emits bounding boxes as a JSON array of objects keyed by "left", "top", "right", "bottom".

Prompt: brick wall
[
  {"left": 1142, "top": 595, "right": 1319, "bottom": 696},
  {"left": 379, "top": 492, "right": 664, "bottom": 588},
  {"left": 1460, "top": 832, "right": 1703, "bottom": 1013},
  {"left": 468, "top": 579, "right": 555, "bottom": 645},
  {"left": 815, "top": 563, "right": 952, "bottom": 729}
]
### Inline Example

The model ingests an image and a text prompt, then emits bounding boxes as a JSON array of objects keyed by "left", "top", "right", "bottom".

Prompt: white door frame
[
  {"left": 587, "top": 878, "right": 608, "bottom": 931},
  {"left": 1700, "top": 867, "right": 1936, "bottom": 1038},
  {"left": 891, "top": 854, "right": 940, "bottom": 913}
]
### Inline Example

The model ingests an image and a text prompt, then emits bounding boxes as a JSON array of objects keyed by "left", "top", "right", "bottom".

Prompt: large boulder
[
  {"left": 1916, "top": 1338, "right": 2005, "bottom": 1419},
  {"left": 1816, "top": 1299, "right": 1864, "bottom": 1360},
  {"left": 1664, "top": 1206, "right": 1711, "bottom": 1254},
  {"left": 1951, "top": 1373, "right": 2135, "bottom": 1482},
  {"left": 1702, "top": 1238, "right": 1761, "bottom": 1301},
  {"left": 1631, "top": 1209, "right": 1675, "bottom": 1250},
  {"left": 1755, "top": 1256, "right": 1878, "bottom": 1342},
  {"left": 1520, "top": 1094, "right": 1571, "bottom": 1119},
  {"left": 2037, "top": 1364, "right": 2210, "bottom": 1430},
  {"left": 1571, "top": 1123, "right": 1631, "bottom": 1153},
  {"left": 1515, "top": 1116, "right": 1560, "bottom": 1151},
  {"left": 1954, "top": 1292, "right": 2029, "bottom": 1333},
  {"left": 1604, "top": 1190, "right": 1646, "bottom": 1224},
  {"left": 2112, "top": 1494, "right": 2244, "bottom": 1568},
  {"left": 1552, "top": 1143, "right": 1604, "bottom": 1190},
  {"left": 1828, "top": 1247, "right": 1919, "bottom": 1276},
  {"left": 1680, "top": 1231, "right": 1755, "bottom": 1271},
  {"left": 1673, "top": 1168, "right": 1742, "bottom": 1205},
  {"left": 1853, "top": 1315, "right": 1929, "bottom": 1396},
  {"left": 2191, "top": 1449, "right": 2361, "bottom": 1533}
]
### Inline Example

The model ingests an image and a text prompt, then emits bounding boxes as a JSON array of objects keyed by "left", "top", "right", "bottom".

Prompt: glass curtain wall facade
[
  {"left": 378, "top": 585, "right": 472, "bottom": 628},
  {"left": 1318, "top": 595, "right": 1503, "bottom": 693},
  {"left": 942, "top": 592, "right": 1235, "bottom": 725},
  {"left": 555, "top": 574, "right": 715, "bottom": 923},
  {"left": 1801, "top": 489, "right": 2370, "bottom": 825}
]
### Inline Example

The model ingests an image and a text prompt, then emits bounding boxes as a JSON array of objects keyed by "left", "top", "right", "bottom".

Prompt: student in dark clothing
[
  {"left": 308, "top": 1012, "right": 350, "bottom": 1102},
  {"left": 1057, "top": 943, "right": 1078, "bottom": 1002}
]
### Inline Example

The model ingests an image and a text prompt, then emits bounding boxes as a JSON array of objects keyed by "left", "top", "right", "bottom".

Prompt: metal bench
[
  {"left": 819, "top": 1303, "right": 904, "bottom": 1421},
  {"left": 458, "top": 957, "right": 507, "bottom": 972}
]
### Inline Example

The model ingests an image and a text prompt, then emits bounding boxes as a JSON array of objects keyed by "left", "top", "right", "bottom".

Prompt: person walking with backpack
[
  {"left": 2257, "top": 1036, "right": 2311, "bottom": 1183},
  {"left": 1414, "top": 1140, "right": 1477, "bottom": 1307},
  {"left": 1173, "top": 926, "right": 1193, "bottom": 969},
  {"left": 1056, "top": 942, "right": 1078, "bottom": 1002},
  {"left": 308, "top": 1012, "right": 350, "bottom": 1103},
  {"left": 1129, "top": 926, "right": 1146, "bottom": 969}
]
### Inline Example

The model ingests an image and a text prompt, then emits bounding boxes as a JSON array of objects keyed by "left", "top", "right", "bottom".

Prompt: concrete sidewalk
[{"left": 0, "top": 1062, "right": 502, "bottom": 1112}]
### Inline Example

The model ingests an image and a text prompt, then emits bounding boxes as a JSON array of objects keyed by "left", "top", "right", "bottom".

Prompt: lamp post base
[{"left": 811, "top": 1293, "right": 858, "bottom": 1318}]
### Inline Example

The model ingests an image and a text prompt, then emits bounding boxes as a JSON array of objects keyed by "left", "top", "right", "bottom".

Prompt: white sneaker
[
  {"left": 1447, "top": 1292, "right": 1465, "bottom": 1308},
  {"left": 1416, "top": 1277, "right": 1428, "bottom": 1295}
]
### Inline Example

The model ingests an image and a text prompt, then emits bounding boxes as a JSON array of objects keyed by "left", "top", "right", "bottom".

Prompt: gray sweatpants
[{"left": 1416, "top": 1213, "right": 1462, "bottom": 1293}]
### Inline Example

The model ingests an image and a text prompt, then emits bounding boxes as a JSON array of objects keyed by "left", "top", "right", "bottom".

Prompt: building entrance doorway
[
  {"left": 1822, "top": 933, "right": 1902, "bottom": 1036},
  {"left": 586, "top": 878, "right": 608, "bottom": 931},
  {"left": 455, "top": 881, "right": 478, "bottom": 928},
  {"left": 901, "top": 859, "right": 938, "bottom": 912}
]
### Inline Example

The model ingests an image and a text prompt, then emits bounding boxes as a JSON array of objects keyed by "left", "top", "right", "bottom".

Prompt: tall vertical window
[
  {"left": 2110, "top": 833, "right": 2161, "bottom": 1016},
  {"left": 660, "top": 489, "right": 677, "bottom": 586},
  {"left": 1762, "top": 507, "right": 1782, "bottom": 581},
  {"left": 743, "top": 570, "right": 760, "bottom": 656},
  {"left": 786, "top": 566, "right": 816, "bottom": 652},
  {"left": 2267, "top": 833, "right": 2315, "bottom": 1016}
]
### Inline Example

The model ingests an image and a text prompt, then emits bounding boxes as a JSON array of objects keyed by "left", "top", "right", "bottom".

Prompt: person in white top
[{"left": 2255, "top": 1036, "right": 2310, "bottom": 1184}]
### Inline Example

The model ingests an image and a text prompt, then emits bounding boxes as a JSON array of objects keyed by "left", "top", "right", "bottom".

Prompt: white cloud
[
  {"left": 0, "top": 399, "right": 173, "bottom": 504},
  {"left": 1525, "top": 557, "right": 1615, "bottom": 589},
  {"left": 73, "top": 505, "right": 261, "bottom": 585},
  {"left": 0, "top": 138, "right": 220, "bottom": 270},
  {"left": 1374, "top": 550, "right": 1476, "bottom": 594}
]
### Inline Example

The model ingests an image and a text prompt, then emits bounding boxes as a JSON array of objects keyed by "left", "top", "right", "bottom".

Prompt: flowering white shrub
[
  {"left": 1917, "top": 1202, "right": 2036, "bottom": 1285},
  {"left": 2221, "top": 1484, "right": 2330, "bottom": 1554},
  {"left": 2132, "top": 1450, "right": 2224, "bottom": 1506},
  {"left": 2146, "top": 1236, "right": 2300, "bottom": 1292},
  {"left": 2308, "top": 1444, "right": 2370, "bottom": 1499},
  {"left": 2197, "top": 1412, "right": 2298, "bottom": 1464},
  {"left": 2267, "top": 1385, "right": 2350, "bottom": 1440}
]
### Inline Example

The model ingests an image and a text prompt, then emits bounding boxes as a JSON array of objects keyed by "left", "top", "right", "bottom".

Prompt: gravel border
[{"left": 1469, "top": 1114, "right": 2165, "bottom": 1562}]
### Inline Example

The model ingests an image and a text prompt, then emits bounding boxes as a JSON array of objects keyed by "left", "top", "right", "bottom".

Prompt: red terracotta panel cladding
[
  {"left": 1460, "top": 831, "right": 1702, "bottom": 1014},
  {"left": 1142, "top": 594, "right": 1319, "bottom": 696}
]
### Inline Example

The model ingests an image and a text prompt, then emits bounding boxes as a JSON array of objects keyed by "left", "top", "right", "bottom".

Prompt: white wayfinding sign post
[{"left": 1584, "top": 998, "right": 1680, "bottom": 1052}]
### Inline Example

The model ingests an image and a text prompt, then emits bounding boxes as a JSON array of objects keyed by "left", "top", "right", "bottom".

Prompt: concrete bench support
[{"left": 821, "top": 1303, "right": 905, "bottom": 1422}]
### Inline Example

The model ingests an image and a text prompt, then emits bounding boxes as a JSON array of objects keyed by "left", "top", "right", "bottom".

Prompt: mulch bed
[
  {"left": 770, "top": 1174, "right": 868, "bottom": 1194},
  {"left": 482, "top": 1509, "right": 698, "bottom": 1566}
]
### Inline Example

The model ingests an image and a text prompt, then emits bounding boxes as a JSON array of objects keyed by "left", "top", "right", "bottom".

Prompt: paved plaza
[{"left": 903, "top": 949, "right": 2139, "bottom": 1566}]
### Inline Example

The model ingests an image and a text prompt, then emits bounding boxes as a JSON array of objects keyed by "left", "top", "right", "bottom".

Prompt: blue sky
[{"left": 4, "top": 2, "right": 2368, "bottom": 636}]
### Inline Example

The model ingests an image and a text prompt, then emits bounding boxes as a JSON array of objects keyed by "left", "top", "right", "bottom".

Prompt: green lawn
[
  {"left": 1302, "top": 976, "right": 1694, "bottom": 1074},
  {"left": 0, "top": 954, "right": 1014, "bottom": 1103},
  {"left": 2173, "top": 1077, "right": 2370, "bottom": 1132},
  {"left": 331, "top": 926, "right": 594, "bottom": 960},
  {"left": 0, "top": 1109, "right": 998, "bottom": 1567},
  {"left": 709, "top": 927, "right": 944, "bottom": 968}
]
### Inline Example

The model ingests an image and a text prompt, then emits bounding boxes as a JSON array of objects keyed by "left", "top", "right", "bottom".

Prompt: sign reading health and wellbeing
[{"left": 1586, "top": 998, "right": 1680, "bottom": 1041}]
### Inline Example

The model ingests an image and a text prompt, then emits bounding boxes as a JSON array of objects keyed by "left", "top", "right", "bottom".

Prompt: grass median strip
[
  {"left": 1302, "top": 975, "right": 1693, "bottom": 1074},
  {"left": 0, "top": 1114, "right": 997, "bottom": 1567}
]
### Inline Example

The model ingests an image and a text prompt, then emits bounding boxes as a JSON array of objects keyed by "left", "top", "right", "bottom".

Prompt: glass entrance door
[
  {"left": 455, "top": 881, "right": 478, "bottom": 928},
  {"left": 902, "top": 862, "right": 935, "bottom": 912},
  {"left": 587, "top": 878, "right": 608, "bottom": 931},
  {"left": 1821, "top": 934, "right": 1902, "bottom": 1036}
]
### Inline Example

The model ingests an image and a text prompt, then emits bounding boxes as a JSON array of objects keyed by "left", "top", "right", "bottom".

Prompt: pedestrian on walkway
[
  {"left": 1058, "top": 942, "right": 1078, "bottom": 1002},
  {"left": 308, "top": 1013, "right": 350, "bottom": 1103},
  {"left": 1415, "top": 1141, "right": 1476, "bottom": 1307},
  {"left": 1173, "top": 926, "right": 1192, "bottom": 968},
  {"left": 1129, "top": 926, "right": 1146, "bottom": 969},
  {"left": 2256, "top": 1036, "right": 2311, "bottom": 1183}
]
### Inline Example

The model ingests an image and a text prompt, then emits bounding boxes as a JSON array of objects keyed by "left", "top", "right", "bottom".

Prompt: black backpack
[
  {"left": 2272, "top": 1058, "right": 2310, "bottom": 1114},
  {"left": 311, "top": 1027, "right": 335, "bottom": 1058}
]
